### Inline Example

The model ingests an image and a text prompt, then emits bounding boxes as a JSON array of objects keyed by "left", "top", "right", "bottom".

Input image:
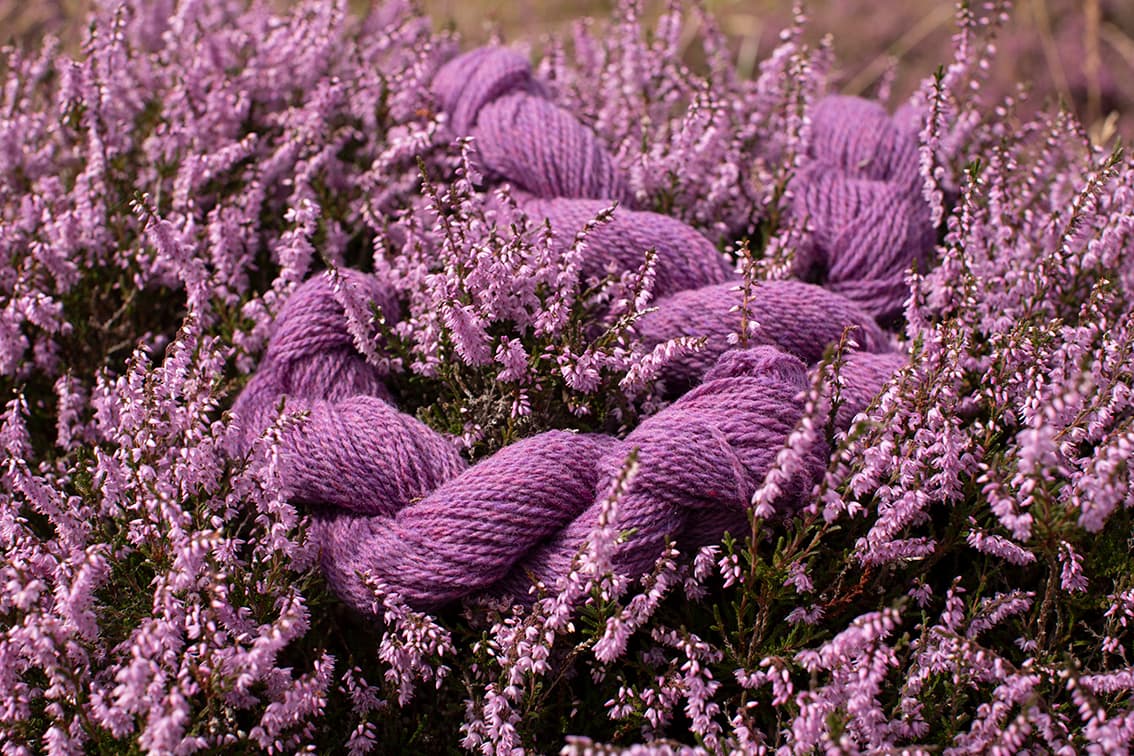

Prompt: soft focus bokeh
[{"left": 7, "top": 0, "right": 1128, "bottom": 139}]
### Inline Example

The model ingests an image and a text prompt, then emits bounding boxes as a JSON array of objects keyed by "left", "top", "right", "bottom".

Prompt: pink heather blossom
[{"left": 966, "top": 525, "right": 1037, "bottom": 566}]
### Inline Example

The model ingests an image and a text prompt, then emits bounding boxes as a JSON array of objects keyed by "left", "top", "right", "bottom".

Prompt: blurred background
[{"left": 4, "top": 0, "right": 1132, "bottom": 140}]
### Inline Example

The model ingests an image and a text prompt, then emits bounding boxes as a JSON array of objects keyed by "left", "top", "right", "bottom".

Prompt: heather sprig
[
  {"left": 0, "top": 317, "right": 329, "bottom": 753},
  {"left": 0, "top": 0, "right": 446, "bottom": 394}
]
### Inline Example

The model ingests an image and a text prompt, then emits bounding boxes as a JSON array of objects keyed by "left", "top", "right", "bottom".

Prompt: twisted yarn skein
[{"left": 233, "top": 45, "right": 932, "bottom": 611}]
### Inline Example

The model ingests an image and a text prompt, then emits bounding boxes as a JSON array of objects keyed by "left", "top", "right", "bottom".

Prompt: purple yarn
[
  {"left": 313, "top": 431, "right": 620, "bottom": 609},
  {"left": 435, "top": 46, "right": 933, "bottom": 323},
  {"left": 231, "top": 274, "right": 467, "bottom": 515},
  {"left": 433, "top": 47, "right": 632, "bottom": 204},
  {"left": 232, "top": 270, "right": 398, "bottom": 451},
  {"left": 235, "top": 272, "right": 899, "bottom": 610},
  {"left": 791, "top": 95, "right": 935, "bottom": 321},
  {"left": 635, "top": 280, "right": 889, "bottom": 391},
  {"left": 519, "top": 196, "right": 735, "bottom": 300},
  {"left": 434, "top": 47, "right": 735, "bottom": 299},
  {"left": 808, "top": 95, "right": 921, "bottom": 189},
  {"left": 233, "top": 45, "right": 932, "bottom": 611}
]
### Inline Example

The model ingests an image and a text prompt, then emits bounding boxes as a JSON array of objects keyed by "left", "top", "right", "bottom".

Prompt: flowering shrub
[
  {"left": 3, "top": 0, "right": 1134, "bottom": 754},
  {"left": 364, "top": 142, "right": 699, "bottom": 457}
]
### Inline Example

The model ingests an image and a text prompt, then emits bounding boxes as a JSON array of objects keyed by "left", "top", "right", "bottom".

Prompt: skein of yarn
[{"left": 232, "top": 45, "right": 932, "bottom": 612}]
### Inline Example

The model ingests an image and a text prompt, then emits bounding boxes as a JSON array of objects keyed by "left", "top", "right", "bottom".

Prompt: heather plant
[
  {"left": 4, "top": 0, "right": 1134, "bottom": 754},
  {"left": 361, "top": 141, "right": 703, "bottom": 457},
  {"left": 535, "top": 0, "right": 829, "bottom": 245}
]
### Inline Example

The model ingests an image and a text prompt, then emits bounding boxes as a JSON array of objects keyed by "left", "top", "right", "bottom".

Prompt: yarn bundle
[{"left": 233, "top": 46, "right": 931, "bottom": 612}]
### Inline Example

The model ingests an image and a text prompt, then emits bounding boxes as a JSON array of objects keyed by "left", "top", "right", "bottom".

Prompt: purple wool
[
  {"left": 432, "top": 46, "right": 633, "bottom": 204},
  {"left": 791, "top": 95, "right": 936, "bottom": 321},
  {"left": 433, "top": 46, "right": 735, "bottom": 300},
  {"left": 233, "top": 45, "right": 932, "bottom": 612},
  {"left": 431, "top": 46, "right": 928, "bottom": 351},
  {"left": 635, "top": 280, "right": 889, "bottom": 391}
]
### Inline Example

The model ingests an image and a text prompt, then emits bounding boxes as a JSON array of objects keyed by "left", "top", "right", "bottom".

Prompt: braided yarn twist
[{"left": 233, "top": 46, "right": 930, "bottom": 611}]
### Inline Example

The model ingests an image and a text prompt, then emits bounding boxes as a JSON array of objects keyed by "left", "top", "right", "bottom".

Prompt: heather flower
[{"left": 354, "top": 575, "right": 456, "bottom": 707}]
